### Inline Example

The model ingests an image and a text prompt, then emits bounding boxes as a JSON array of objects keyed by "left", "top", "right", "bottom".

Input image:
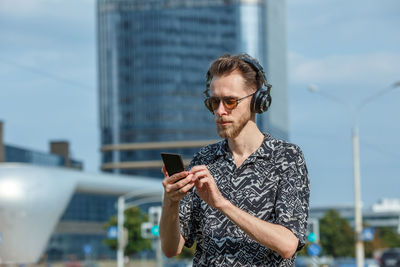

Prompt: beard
[{"left": 215, "top": 111, "right": 252, "bottom": 139}]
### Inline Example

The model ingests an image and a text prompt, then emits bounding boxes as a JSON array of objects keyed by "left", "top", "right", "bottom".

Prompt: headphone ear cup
[
  {"left": 250, "top": 90, "right": 258, "bottom": 113},
  {"left": 251, "top": 88, "right": 271, "bottom": 114}
]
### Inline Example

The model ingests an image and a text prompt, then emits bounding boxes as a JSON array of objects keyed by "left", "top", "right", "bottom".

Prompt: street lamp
[
  {"left": 307, "top": 81, "right": 400, "bottom": 267},
  {"left": 117, "top": 190, "right": 163, "bottom": 267}
]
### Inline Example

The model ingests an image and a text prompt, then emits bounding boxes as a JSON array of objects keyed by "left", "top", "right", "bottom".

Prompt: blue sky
[{"left": 0, "top": 0, "right": 399, "bottom": 208}]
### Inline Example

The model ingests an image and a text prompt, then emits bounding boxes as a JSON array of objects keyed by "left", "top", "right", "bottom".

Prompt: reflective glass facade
[
  {"left": 46, "top": 193, "right": 118, "bottom": 260},
  {"left": 97, "top": 0, "right": 288, "bottom": 176},
  {"left": 5, "top": 145, "right": 65, "bottom": 167},
  {"left": 4, "top": 145, "right": 83, "bottom": 169},
  {"left": 46, "top": 233, "right": 114, "bottom": 260},
  {"left": 61, "top": 193, "right": 117, "bottom": 222},
  {"left": 46, "top": 193, "right": 161, "bottom": 260}
]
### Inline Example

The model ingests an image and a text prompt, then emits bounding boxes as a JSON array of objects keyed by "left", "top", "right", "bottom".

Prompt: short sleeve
[
  {"left": 179, "top": 190, "right": 195, "bottom": 248},
  {"left": 274, "top": 145, "right": 310, "bottom": 250},
  {"left": 178, "top": 154, "right": 201, "bottom": 248}
]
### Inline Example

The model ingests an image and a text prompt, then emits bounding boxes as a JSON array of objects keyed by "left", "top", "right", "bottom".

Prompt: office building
[{"left": 97, "top": 0, "right": 288, "bottom": 176}]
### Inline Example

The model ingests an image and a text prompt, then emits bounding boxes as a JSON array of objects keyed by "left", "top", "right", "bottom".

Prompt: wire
[
  {"left": 361, "top": 140, "right": 400, "bottom": 159},
  {"left": 0, "top": 57, "right": 95, "bottom": 92},
  {"left": 292, "top": 131, "right": 399, "bottom": 160}
]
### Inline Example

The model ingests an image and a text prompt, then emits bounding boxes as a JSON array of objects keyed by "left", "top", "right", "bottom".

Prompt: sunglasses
[{"left": 204, "top": 93, "right": 255, "bottom": 112}]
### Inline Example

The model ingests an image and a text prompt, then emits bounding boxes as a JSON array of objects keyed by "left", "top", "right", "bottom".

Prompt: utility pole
[{"left": 308, "top": 82, "right": 400, "bottom": 267}]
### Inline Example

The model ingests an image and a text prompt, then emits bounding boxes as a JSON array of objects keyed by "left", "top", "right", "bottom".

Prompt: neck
[{"left": 227, "top": 120, "right": 264, "bottom": 157}]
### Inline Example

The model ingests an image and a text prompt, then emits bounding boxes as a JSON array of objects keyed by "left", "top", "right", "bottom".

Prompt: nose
[{"left": 215, "top": 99, "right": 228, "bottom": 116}]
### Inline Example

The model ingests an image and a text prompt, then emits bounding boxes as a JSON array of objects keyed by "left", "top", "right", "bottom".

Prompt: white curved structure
[{"left": 0, "top": 163, "right": 163, "bottom": 264}]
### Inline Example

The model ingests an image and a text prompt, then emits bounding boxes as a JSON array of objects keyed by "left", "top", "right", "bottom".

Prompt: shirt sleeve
[
  {"left": 178, "top": 153, "right": 200, "bottom": 248},
  {"left": 274, "top": 144, "right": 310, "bottom": 251},
  {"left": 179, "top": 190, "right": 195, "bottom": 248}
]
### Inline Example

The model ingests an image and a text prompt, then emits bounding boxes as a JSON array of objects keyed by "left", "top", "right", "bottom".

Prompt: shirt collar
[
  {"left": 215, "top": 139, "right": 230, "bottom": 157},
  {"left": 251, "top": 133, "right": 274, "bottom": 160},
  {"left": 215, "top": 133, "right": 274, "bottom": 161}
]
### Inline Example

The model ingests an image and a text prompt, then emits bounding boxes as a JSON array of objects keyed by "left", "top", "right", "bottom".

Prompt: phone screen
[{"left": 161, "top": 153, "right": 185, "bottom": 176}]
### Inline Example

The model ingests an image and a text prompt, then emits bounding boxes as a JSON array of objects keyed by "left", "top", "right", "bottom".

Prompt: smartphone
[{"left": 161, "top": 152, "right": 185, "bottom": 176}]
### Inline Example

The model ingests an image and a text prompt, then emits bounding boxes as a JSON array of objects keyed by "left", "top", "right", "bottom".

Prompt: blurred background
[{"left": 0, "top": 0, "right": 399, "bottom": 266}]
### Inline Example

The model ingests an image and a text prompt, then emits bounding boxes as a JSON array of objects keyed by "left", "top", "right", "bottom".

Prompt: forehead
[{"left": 210, "top": 70, "right": 246, "bottom": 97}]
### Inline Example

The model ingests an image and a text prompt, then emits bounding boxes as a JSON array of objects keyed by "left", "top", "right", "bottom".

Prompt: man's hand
[
  {"left": 189, "top": 165, "right": 227, "bottom": 209},
  {"left": 161, "top": 166, "right": 195, "bottom": 203},
  {"left": 159, "top": 166, "right": 191, "bottom": 258}
]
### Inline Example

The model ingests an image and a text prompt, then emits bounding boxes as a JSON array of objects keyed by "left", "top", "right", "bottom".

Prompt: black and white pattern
[{"left": 179, "top": 133, "right": 310, "bottom": 267}]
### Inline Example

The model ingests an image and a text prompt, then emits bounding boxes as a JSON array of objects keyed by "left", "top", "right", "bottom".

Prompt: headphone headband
[
  {"left": 204, "top": 53, "right": 271, "bottom": 97},
  {"left": 238, "top": 54, "right": 269, "bottom": 89}
]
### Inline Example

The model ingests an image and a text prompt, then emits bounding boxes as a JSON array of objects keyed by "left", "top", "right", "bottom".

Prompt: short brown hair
[{"left": 204, "top": 54, "right": 262, "bottom": 96}]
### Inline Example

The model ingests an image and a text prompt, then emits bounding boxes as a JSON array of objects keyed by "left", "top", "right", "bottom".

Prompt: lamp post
[
  {"left": 117, "top": 190, "right": 163, "bottom": 267},
  {"left": 308, "top": 82, "right": 400, "bottom": 267}
]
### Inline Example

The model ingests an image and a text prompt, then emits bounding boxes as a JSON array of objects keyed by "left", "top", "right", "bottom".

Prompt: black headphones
[{"left": 204, "top": 53, "right": 272, "bottom": 114}]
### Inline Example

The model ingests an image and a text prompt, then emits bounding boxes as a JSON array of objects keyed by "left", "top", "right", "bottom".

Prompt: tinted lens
[
  {"left": 206, "top": 97, "right": 238, "bottom": 111},
  {"left": 209, "top": 97, "right": 221, "bottom": 110},
  {"left": 223, "top": 97, "right": 237, "bottom": 109}
]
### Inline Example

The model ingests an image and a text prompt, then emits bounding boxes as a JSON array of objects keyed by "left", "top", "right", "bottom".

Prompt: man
[{"left": 159, "top": 54, "right": 309, "bottom": 266}]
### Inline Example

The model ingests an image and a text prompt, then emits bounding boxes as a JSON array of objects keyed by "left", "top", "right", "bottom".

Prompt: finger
[
  {"left": 168, "top": 171, "right": 188, "bottom": 183},
  {"left": 191, "top": 170, "right": 209, "bottom": 181},
  {"left": 196, "top": 176, "right": 208, "bottom": 187},
  {"left": 164, "top": 182, "right": 177, "bottom": 194},
  {"left": 175, "top": 173, "right": 194, "bottom": 189},
  {"left": 161, "top": 165, "right": 168, "bottom": 177},
  {"left": 178, "top": 181, "right": 195, "bottom": 195},
  {"left": 189, "top": 165, "right": 208, "bottom": 174},
  {"left": 165, "top": 173, "right": 192, "bottom": 193},
  {"left": 194, "top": 177, "right": 207, "bottom": 190}
]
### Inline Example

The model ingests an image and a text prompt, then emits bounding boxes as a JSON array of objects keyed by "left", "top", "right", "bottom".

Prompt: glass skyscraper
[{"left": 97, "top": 0, "right": 288, "bottom": 176}]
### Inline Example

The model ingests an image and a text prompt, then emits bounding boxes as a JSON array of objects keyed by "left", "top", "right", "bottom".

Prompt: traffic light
[
  {"left": 141, "top": 222, "right": 154, "bottom": 239},
  {"left": 141, "top": 206, "right": 162, "bottom": 239},
  {"left": 307, "top": 218, "right": 319, "bottom": 243},
  {"left": 149, "top": 206, "right": 162, "bottom": 225},
  {"left": 307, "top": 218, "right": 322, "bottom": 257}
]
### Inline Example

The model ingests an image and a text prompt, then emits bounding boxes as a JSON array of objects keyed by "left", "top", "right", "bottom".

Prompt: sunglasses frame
[{"left": 205, "top": 92, "right": 255, "bottom": 112}]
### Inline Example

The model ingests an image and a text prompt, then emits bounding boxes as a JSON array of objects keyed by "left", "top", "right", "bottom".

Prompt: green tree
[
  {"left": 379, "top": 227, "right": 400, "bottom": 248},
  {"left": 319, "top": 209, "right": 355, "bottom": 257},
  {"left": 365, "top": 227, "right": 400, "bottom": 257},
  {"left": 104, "top": 206, "right": 151, "bottom": 256}
]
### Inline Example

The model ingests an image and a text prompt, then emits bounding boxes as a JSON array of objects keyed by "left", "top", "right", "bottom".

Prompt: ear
[{"left": 204, "top": 98, "right": 214, "bottom": 114}]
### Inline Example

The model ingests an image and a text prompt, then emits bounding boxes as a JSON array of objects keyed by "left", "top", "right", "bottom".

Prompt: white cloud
[{"left": 289, "top": 51, "right": 400, "bottom": 87}]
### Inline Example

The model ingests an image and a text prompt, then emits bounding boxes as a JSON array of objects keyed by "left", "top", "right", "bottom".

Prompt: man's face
[{"left": 210, "top": 70, "right": 253, "bottom": 139}]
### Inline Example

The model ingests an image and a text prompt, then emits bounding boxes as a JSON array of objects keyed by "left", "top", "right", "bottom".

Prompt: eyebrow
[{"left": 210, "top": 95, "right": 237, "bottom": 99}]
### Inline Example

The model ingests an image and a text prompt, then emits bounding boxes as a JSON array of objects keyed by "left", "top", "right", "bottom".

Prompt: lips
[{"left": 216, "top": 119, "right": 232, "bottom": 126}]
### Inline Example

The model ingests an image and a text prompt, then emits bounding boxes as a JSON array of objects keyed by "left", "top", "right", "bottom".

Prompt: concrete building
[
  {"left": 0, "top": 163, "right": 162, "bottom": 264},
  {"left": 0, "top": 121, "right": 144, "bottom": 261},
  {"left": 97, "top": 0, "right": 288, "bottom": 176}
]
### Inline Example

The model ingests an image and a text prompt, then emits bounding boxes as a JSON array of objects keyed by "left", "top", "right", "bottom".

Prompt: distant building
[
  {"left": 0, "top": 121, "right": 83, "bottom": 170},
  {"left": 0, "top": 121, "right": 118, "bottom": 260},
  {"left": 0, "top": 163, "right": 162, "bottom": 263},
  {"left": 97, "top": 0, "right": 289, "bottom": 176},
  {"left": 310, "top": 199, "right": 400, "bottom": 234},
  {"left": 372, "top": 198, "right": 400, "bottom": 213}
]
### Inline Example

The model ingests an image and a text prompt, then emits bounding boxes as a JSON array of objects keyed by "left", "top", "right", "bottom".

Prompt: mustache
[{"left": 215, "top": 117, "right": 232, "bottom": 123}]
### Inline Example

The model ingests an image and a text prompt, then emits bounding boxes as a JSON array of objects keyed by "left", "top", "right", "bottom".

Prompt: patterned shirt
[{"left": 179, "top": 133, "right": 310, "bottom": 266}]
